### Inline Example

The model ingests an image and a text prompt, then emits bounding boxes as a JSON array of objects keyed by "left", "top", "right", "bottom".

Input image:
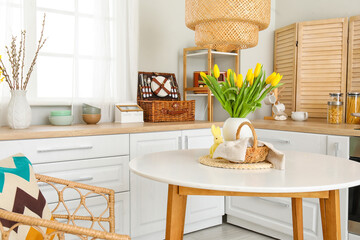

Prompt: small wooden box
[
  {"left": 193, "top": 71, "right": 227, "bottom": 93},
  {"left": 138, "top": 72, "right": 195, "bottom": 122},
  {"left": 115, "top": 104, "right": 144, "bottom": 123}
]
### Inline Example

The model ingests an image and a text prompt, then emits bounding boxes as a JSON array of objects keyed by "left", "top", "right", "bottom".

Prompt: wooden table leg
[
  {"left": 165, "top": 185, "right": 187, "bottom": 240},
  {"left": 319, "top": 198, "right": 327, "bottom": 238},
  {"left": 291, "top": 198, "right": 304, "bottom": 240},
  {"left": 321, "top": 190, "right": 341, "bottom": 240}
]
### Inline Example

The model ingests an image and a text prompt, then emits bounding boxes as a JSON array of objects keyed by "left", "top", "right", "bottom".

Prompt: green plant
[{"left": 200, "top": 63, "right": 284, "bottom": 118}]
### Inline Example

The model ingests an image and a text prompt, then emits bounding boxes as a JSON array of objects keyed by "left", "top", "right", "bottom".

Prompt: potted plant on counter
[
  {"left": 0, "top": 14, "right": 47, "bottom": 129},
  {"left": 200, "top": 63, "right": 283, "bottom": 140}
]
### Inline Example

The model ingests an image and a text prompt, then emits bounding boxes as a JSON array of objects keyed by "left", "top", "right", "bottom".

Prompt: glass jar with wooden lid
[
  {"left": 346, "top": 92, "right": 360, "bottom": 124},
  {"left": 328, "top": 101, "right": 343, "bottom": 124}
]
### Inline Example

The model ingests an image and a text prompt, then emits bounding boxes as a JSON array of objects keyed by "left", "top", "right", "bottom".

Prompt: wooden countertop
[
  {"left": 251, "top": 119, "right": 360, "bottom": 137},
  {"left": 0, "top": 121, "right": 223, "bottom": 141},
  {"left": 0, "top": 118, "right": 359, "bottom": 141}
]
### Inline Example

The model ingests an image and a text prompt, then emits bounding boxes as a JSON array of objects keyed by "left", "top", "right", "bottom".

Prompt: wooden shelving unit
[{"left": 183, "top": 47, "right": 240, "bottom": 121}]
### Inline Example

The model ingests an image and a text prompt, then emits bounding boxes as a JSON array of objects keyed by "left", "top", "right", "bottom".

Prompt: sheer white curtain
[
  {"left": 0, "top": 0, "right": 24, "bottom": 125},
  {"left": 0, "top": 0, "right": 138, "bottom": 125},
  {"left": 71, "top": 0, "right": 139, "bottom": 123}
]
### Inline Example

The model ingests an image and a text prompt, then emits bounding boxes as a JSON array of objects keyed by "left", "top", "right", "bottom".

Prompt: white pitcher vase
[
  {"left": 222, "top": 117, "right": 253, "bottom": 141},
  {"left": 7, "top": 90, "right": 31, "bottom": 129}
]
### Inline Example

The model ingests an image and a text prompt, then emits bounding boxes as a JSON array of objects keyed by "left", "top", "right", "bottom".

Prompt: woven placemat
[{"left": 199, "top": 155, "right": 272, "bottom": 170}]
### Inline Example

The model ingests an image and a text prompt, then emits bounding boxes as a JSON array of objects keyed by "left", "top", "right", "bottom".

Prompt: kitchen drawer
[
  {"left": 0, "top": 134, "right": 129, "bottom": 164},
  {"left": 34, "top": 156, "right": 129, "bottom": 203},
  {"left": 48, "top": 192, "right": 130, "bottom": 237},
  {"left": 255, "top": 129, "right": 327, "bottom": 154},
  {"left": 226, "top": 196, "right": 322, "bottom": 239}
]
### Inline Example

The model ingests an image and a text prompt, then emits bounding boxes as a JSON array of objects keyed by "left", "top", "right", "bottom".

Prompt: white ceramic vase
[
  {"left": 223, "top": 117, "right": 252, "bottom": 141},
  {"left": 7, "top": 90, "right": 32, "bottom": 129}
]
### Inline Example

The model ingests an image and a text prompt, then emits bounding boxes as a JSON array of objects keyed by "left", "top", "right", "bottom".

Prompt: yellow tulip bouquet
[{"left": 200, "top": 64, "right": 283, "bottom": 118}]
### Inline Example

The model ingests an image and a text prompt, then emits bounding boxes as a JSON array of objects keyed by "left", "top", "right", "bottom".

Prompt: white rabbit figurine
[{"left": 210, "top": 125, "right": 223, "bottom": 158}]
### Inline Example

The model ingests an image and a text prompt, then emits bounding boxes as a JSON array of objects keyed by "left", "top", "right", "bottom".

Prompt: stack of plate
[
  {"left": 49, "top": 110, "right": 73, "bottom": 126},
  {"left": 82, "top": 104, "right": 101, "bottom": 124}
]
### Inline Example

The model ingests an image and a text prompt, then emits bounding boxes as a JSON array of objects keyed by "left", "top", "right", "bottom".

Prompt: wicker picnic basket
[
  {"left": 236, "top": 122, "right": 269, "bottom": 163},
  {"left": 137, "top": 72, "right": 195, "bottom": 122}
]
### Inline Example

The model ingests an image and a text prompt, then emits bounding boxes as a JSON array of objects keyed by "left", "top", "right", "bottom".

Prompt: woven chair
[{"left": 0, "top": 174, "right": 130, "bottom": 240}]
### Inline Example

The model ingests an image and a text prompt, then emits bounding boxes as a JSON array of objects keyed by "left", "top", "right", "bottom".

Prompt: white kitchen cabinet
[
  {"left": 226, "top": 130, "right": 349, "bottom": 240},
  {"left": 33, "top": 156, "right": 129, "bottom": 204},
  {"left": 255, "top": 129, "right": 327, "bottom": 154},
  {"left": 0, "top": 134, "right": 129, "bottom": 164},
  {"left": 327, "top": 135, "right": 349, "bottom": 159},
  {"left": 130, "top": 129, "right": 223, "bottom": 240},
  {"left": 130, "top": 131, "right": 182, "bottom": 240},
  {"left": 327, "top": 135, "right": 350, "bottom": 240},
  {"left": 182, "top": 129, "right": 224, "bottom": 233}
]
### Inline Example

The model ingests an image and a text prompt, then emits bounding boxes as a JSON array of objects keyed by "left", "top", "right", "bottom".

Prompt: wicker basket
[
  {"left": 138, "top": 71, "right": 195, "bottom": 122},
  {"left": 139, "top": 100, "right": 195, "bottom": 122},
  {"left": 236, "top": 122, "right": 269, "bottom": 163},
  {"left": 185, "top": 0, "right": 271, "bottom": 52}
]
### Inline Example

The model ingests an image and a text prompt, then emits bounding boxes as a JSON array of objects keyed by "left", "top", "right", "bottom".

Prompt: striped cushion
[{"left": 0, "top": 154, "right": 56, "bottom": 239}]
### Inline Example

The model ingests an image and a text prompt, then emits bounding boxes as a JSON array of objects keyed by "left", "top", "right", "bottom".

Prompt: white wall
[
  {"left": 138, "top": 0, "right": 276, "bottom": 121},
  {"left": 138, "top": 0, "right": 194, "bottom": 75},
  {"left": 275, "top": 0, "right": 360, "bottom": 29},
  {"left": 240, "top": 0, "right": 276, "bottom": 120}
]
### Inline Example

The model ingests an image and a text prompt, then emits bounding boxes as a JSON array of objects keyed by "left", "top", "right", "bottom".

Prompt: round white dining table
[{"left": 129, "top": 149, "right": 360, "bottom": 240}]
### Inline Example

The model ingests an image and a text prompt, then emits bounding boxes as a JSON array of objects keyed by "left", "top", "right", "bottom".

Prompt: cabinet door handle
[
  {"left": 258, "top": 197, "right": 290, "bottom": 208},
  {"left": 37, "top": 145, "right": 93, "bottom": 153},
  {"left": 38, "top": 176, "right": 94, "bottom": 187},
  {"left": 184, "top": 136, "right": 189, "bottom": 150},
  {"left": 178, "top": 136, "right": 182, "bottom": 150},
  {"left": 334, "top": 142, "right": 339, "bottom": 157},
  {"left": 258, "top": 138, "right": 291, "bottom": 144}
]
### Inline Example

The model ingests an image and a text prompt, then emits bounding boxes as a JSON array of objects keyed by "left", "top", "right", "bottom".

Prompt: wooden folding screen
[
  {"left": 348, "top": 16, "right": 360, "bottom": 92},
  {"left": 296, "top": 18, "right": 348, "bottom": 118},
  {"left": 275, "top": 18, "right": 348, "bottom": 119},
  {"left": 274, "top": 23, "right": 298, "bottom": 115}
]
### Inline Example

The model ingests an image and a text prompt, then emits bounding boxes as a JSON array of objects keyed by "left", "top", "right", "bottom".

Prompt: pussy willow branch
[
  {"left": 5, "top": 40, "right": 15, "bottom": 88},
  {"left": 15, "top": 31, "right": 24, "bottom": 90},
  {"left": 0, "top": 59, "right": 13, "bottom": 90},
  {"left": 20, "top": 31, "right": 26, "bottom": 90},
  {"left": 10, "top": 36, "right": 19, "bottom": 89},
  {"left": 23, "top": 14, "right": 47, "bottom": 90}
]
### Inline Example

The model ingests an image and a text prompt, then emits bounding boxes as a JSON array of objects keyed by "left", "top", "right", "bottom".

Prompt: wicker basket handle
[{"left": 235, "top": 122, "right": 258, "bottom": 149}]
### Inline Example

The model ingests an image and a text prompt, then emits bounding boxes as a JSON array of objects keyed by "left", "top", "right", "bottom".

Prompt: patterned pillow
[{"left": 0, "top": 153, "right": 56, "bottom": 239}]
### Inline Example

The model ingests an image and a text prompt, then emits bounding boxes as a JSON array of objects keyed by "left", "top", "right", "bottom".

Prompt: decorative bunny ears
[{"left": 211, "top": 125, "right": 221, "bottom": 137}]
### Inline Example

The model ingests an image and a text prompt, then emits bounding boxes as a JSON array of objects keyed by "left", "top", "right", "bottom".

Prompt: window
[{"left": 0, "top": 0, "right": 138, "bottom": 107}]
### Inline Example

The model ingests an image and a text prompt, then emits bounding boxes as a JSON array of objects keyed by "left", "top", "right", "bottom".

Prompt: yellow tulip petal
[
  {"left": 236, "top": 74, "right": 243, "bottom": 88},
  {"left": 200, "top": 72, "right": 208, "bottom": 80},
  {"left": 254, "top": 63, "right": 261, "bottom": 78},
  {"left": 249, "top": 73, "right": 254, "bottom": 86},
  {"left": 266, "top": 72, "right": 276, "bottom": 84},
  {"left": 214, "top": 64, "right": 220, "bottom": 79},
  {"left": 227, "top": 69, "right": 231, "bottom": 78},
  {"left": 271, "top": 73, "right": 283, "bottom": 86},
  {"left": 246, "top": 68, "right": 252, "bottom": 80}
]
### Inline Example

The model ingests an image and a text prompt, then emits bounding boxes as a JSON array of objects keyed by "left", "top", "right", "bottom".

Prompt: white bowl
[{"left": 49, "top": 115, "right": 73, "bottom": 126}]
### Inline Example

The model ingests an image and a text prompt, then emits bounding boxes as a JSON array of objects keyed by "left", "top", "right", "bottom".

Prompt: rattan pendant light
[{"left": 185, "top": 0, "right": 271, "bottom": 52}]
